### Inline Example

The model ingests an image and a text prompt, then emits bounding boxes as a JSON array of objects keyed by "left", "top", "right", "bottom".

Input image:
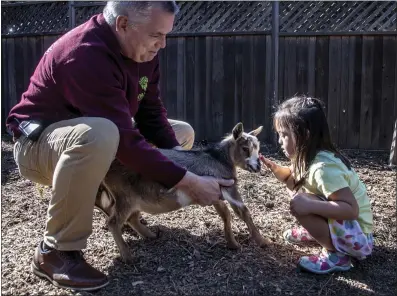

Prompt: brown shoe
[{"left": 31, "top": 241, "right": 109, "bottom": 291}]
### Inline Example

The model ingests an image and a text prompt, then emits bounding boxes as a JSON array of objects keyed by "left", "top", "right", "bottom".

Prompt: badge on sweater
[{"left": 138, "top": 76, "right": 148, "bottom": 101}]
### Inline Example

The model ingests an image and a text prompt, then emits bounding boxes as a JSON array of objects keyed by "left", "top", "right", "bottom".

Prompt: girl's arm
[
  {"left": 284, "top": 169, "right": 296, "bottom": 192},
  {"left": 296, "top": 188, "right": 359, "bottom": 220},
  {"left": 260, "top": 155, "right": 296, "bottom": 191}
]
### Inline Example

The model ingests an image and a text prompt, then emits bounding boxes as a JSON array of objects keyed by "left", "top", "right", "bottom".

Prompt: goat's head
[{"left": 224, "top": 122, "right": 263, "bottom": 173}]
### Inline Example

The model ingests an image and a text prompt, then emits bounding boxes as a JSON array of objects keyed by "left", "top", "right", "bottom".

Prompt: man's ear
[{"left": 115, "top": 15, "right": 129, "bottom": 33}]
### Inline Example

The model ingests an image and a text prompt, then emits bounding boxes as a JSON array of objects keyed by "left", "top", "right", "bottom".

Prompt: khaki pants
[{"left": 13, "top": 117, "right": 194, "bottom": 250}]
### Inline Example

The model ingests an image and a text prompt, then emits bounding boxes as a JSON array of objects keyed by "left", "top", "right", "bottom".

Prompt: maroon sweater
[{"left": 6, "top": 14, "right": 186, "bottom": 188}]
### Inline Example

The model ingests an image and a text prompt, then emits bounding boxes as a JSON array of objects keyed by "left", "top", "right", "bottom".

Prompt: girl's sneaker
[
  {"left": 283, "top": 226, "right": 316, "bottom": 245},
  {"left": 298, "top": 248, "right": 352, "bottom": 274}
]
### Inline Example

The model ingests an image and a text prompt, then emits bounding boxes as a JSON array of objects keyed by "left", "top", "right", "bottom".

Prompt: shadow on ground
[{"left": 81, "top": 225, "right": 396, "bottom": 296}]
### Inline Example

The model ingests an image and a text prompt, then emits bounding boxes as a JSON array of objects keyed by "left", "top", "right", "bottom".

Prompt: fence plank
[
  {"left": 176, "top": 37, "right": 185, "bottom": 120},
  {"left": 380, "top": 36, "right": 397, "bottom": 149},
  {"left": 328, "top": 37, "right": 342, "bottom": 145},
  {"left": 296, "top": 37, "right": 309, "bottom": 95},
  {"left": 371, "top": 36, "right": 383, "bottom": 149},
  {"left": 265, "top": 35, "right": 273, "bottom": 143},
  {"left": 2, "top": 39, "right": 9, "bottom": 128},
  {"left": 205, "top": 36, "right": 213, "bottom": 140},
  {"left": 7, "top": 38, "right": 17, "bottom": 115},
  {"left": 34, "top": 36, "right": 44, "bottom": 67},
  {"left": 159, "top": 46, "right": 167, "bottom": 109},
  {"left": 338, "top": 36, "right": 350, "bottom": 148},
  {"left": 234, "top": 36, "right": 243, "bottom": 125},
  {"left": 308, "top": 37, "right": 316, "bottom": 97},
  {"left": 184, "top": 37, "right": 195, "bottom": 135},
  {"left": 315, "top": 36, "right": 329, "bottom": 107},
  {"left": 278, "top": 37, "right": 285, "bottom": 103},
  {"left": 346, "top": 36, "right": 362, "bottom": 149},
  {"left": 165, "top": 38, "right": 178, "bottom": 119},
  {"left": 253, "top": 35, "right": 268, "bottom": 142},
  {"left": 211, "top": 36, "right": 224, "bottom": 138},
  {"left": 14, "top": 37, "right": 25, "bottom": 105},
  {"left": 242, "top": 36, "right": 254, "bottom": 131},
  {"left": 360, "top": 36, "right": 374, "bottom": 149},
  {"left": 43, "top": 35, "right": 57, "bottom": 52},
  {"left": 193, "top": 36, "right": 207, "bottom": 140},
  {"left": 22, "top": 37, "right": 30, "bottom": 91},
  {"left": 29, "top": 37, "right": 38, "bottom": 79},
  {"left": 222, "top": 36, "right": 235, "bottom": 133},
  {"left": 285, "top": 37, "right": 297, "bottom": 98}
]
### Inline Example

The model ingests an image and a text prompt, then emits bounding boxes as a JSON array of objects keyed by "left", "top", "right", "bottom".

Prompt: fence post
[
  {"left": 271, "top": 1, "right": 279, "bottom": 146},
  {"left": 68, "top": 1, "right": 75, "bottom": 29}
]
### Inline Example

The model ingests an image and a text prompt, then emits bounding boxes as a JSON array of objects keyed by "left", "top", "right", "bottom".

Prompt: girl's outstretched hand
[
  {"left": 259, "top": 154, "right": 285, "bottom": 181},
  {"left": 259, "top": 154, "right": 277, "bottom": 170},
  {"left": 259, "top": 153, "right": 294, "bottom": 185}
]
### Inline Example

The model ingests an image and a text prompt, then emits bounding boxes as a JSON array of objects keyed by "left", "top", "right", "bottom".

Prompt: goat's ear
[
  {"left": 232, "top": 122, "right": 244, "bottom": 140},
  {"left": 249, "top": 126, "right": 263, "bottom": 137}
]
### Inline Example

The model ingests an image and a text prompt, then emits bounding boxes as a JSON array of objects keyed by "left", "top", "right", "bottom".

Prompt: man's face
[{"left": 115, "top": 7, "right": 174, "bottom": 62}]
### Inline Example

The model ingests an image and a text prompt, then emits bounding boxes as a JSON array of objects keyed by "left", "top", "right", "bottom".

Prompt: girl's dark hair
[{"left": 274, "top": 96, "right": 351, "bottom": 190}]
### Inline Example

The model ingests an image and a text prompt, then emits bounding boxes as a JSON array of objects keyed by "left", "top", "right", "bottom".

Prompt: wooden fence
[{"left": 2, "top": 33, "right": 397, "bottom": 149}]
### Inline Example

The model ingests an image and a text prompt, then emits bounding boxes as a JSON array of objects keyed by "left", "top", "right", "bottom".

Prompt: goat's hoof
[
  {"left": 256, "top": 236, "right": 272, "bottom": 248},
  {"left": 122, "top": 257, "right": 134, "bottom": 265},
  {"left": 155, "top": 227, "right": 163, "bottom": 238},
  {"left": 120, "top": 253, "right": 134, "bottom": 264},
  {"left": 227, "top": 241, "right": 241, "bottom": 250},
  {"left": 144, "top": 231, "right": 158, "bottom": 240}
]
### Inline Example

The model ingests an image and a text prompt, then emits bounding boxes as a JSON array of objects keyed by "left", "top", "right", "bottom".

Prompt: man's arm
[
  {"left": 134, "top": 56, "right": 180, "bottom": 149},
  {"left": 57, "top": 48, "right": 186, "bottom": 188}
]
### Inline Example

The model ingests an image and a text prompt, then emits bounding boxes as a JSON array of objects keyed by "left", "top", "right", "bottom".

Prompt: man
[{"left": 6, "top": 1, "right": 233, "bottom": 291}]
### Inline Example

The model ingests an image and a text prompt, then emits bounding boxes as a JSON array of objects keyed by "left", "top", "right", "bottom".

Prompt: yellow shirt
[{"left": 302, "top": 151, "right": 373, "bottom": 234}]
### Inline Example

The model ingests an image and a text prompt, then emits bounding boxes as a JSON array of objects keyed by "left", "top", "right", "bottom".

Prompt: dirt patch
[{"left": 1, "top": 135, "right": 396, "bottom": 296}]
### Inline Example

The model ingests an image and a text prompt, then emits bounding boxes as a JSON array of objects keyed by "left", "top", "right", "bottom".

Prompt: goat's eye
[{"left": 242, "top": 147, "right": 250, "bottom": 153}]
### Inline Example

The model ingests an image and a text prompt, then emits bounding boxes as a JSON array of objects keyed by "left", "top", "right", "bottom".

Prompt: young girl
[{"left": 260, "top": 96, "right": 373, "bottom": 274}]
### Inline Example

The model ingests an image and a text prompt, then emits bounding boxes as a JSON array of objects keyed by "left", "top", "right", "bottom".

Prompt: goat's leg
[
  {"left": 126, "top": 211, "right": 157, "bottom": 239},
  {"left": 213, "top": 202, "right": 240, "bottom": 249},
  {"left": 107, "top": 213, "right": 135, "bottom": 263},
  {"left": 228, "top": 188, "right": 271, "bottom": 247},
  {"left": 96, "top": 186, "right": 133, "bottom": 261},
  {"left": 103, "top": 188, "right": 136, "bottom": 263}
]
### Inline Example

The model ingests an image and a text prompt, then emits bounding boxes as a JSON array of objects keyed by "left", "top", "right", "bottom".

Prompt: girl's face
[{"left": 276, "top": 125, "right": 296, "bottom": 159}]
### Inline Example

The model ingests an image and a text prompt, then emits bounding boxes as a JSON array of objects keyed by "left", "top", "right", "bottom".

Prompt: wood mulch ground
[{"left": 2, "top": 135, "right": 396, "bottom": 295}]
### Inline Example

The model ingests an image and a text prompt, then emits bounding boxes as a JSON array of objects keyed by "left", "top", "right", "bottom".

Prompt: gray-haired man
[{"left": 7, "top": 1, "right": 233, "bottom": 291}]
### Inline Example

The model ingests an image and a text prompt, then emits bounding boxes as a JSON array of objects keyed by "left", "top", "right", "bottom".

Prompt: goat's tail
[{"left": 95, "top": 184, "right": 114, "bottom": 217}]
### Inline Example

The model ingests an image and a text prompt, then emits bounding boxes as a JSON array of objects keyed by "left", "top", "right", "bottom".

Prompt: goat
[{"left": 95, "top": 122, "right": 271, "bottom": 263}]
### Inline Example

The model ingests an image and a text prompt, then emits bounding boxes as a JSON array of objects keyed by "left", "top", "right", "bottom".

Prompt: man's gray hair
[{"left": 103, "top": 1, "right": 179, "bottom": 26}]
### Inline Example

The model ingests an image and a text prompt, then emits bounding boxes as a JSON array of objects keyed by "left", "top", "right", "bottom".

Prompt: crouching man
[{"left": 6, "top": 1, "right": 233, "bottom": 291}]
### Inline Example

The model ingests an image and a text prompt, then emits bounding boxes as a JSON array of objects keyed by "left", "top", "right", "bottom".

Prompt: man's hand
[{"left": 175, "top": 171, "right": 234, "bottom": 206}]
